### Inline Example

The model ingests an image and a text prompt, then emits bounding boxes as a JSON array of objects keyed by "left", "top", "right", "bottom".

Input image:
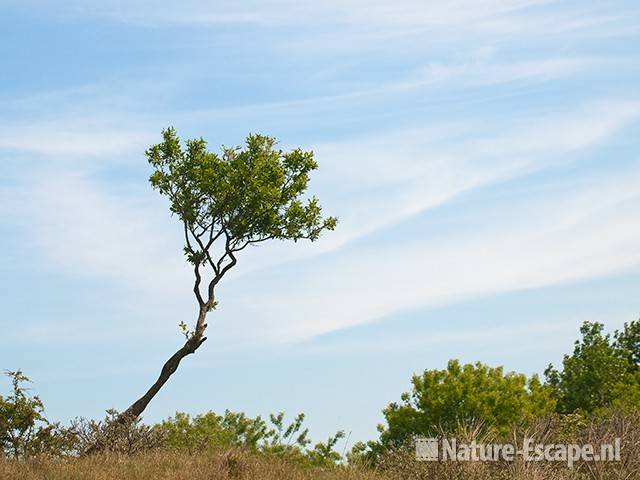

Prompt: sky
[{"left": 1, "top": 0, "right": 640, "bottom": 446}]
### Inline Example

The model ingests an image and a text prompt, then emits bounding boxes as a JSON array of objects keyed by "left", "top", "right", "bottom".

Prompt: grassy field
[
  {"left": 2, "top": 446, "right": 638, "bottom": 480},
  {"left": 0, "top": 451, "right": 383, "bottom": 480}
]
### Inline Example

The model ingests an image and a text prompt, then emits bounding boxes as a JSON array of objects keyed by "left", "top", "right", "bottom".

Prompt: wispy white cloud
[
  {"left": 0, "top": 51, "right": 601, "bottom": 168},
  {"left": 0, "top": 122, "right": 152, "bottom": 157},
  {"left": 2, "top": 0, "right": 539, "bottom": 25},
  {"left": 308, "top": 99, "right": 640, "bottom": 251},
  {"left": 10, "top": 172, "right": 189, "bottom": 295},
  {"left": 303, "top": 320, "right": 581, "bottom": 355},
  {"left": 226, "top": 166, "right": 640, "bottom": 344},
  {"left": 415, "top": 57, "right": 600, "bottom": 89},
  {"left": 11, "top": 0, "right": 616, "bottom": 38}
]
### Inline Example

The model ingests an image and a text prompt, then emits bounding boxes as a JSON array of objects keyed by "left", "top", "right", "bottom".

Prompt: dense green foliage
[
  {"left": 162, "top": 411, "right": 272, "bottom": 452},
  {"left": 160, "top": 410, "right": 344, "bottom": 467},
  {"left": 147, "top": 128, "right": 337, "bottom": 278},
  {"left": 351, "top": 360, "right": 555, "bottom": 460},
  {"left": 545, "top": 320, "right": 640, "bottom": 414},
  {"left": 380, "top": 360, "right": 554, "bottom": 441}
]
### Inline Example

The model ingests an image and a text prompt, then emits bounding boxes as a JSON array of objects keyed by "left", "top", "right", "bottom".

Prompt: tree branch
[
  {"left": 188, "top": 223, "right": 224, "bottom": 276},
  {"left": 233, "top": 234, "right": 275, "bottom": 252},
  {"left": 183, "top": 222, "right": 205, "bottom": 307},
  {"left": 207, "top": 232, "right": 238, "bottom": 304}
]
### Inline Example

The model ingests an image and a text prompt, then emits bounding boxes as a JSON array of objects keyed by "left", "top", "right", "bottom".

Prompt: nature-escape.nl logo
[{"left": 415, "top": 437, "right": 621, "bottom": 468}]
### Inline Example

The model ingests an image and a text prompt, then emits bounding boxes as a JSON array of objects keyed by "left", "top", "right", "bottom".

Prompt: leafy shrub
[
  {"left": 161, "top": 410, "right": 271, "bottom": 452},
  {"left": 306, "top": 430, "right": 346, "bottom": 467},
  {"left": 0, "top": 370, "right": 73, "bottom": 459},
  {"left": 160, "top": 409, "right": 346, "bottom": 466}
]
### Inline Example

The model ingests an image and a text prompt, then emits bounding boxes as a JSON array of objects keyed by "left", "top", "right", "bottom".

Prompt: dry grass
[
  {"left": 0, "top": 450, "right": 384, "bottom": 480},
  {"left": 3, "top": 412, "right": 640, "bottom": 480},
  {"left": 1, "top": 443, "right": 638, "bottom": 480}
]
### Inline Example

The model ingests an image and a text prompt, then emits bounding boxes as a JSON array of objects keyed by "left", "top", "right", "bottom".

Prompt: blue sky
[{"left": 1, "top": 0, "right": 640, "bottom": 446}]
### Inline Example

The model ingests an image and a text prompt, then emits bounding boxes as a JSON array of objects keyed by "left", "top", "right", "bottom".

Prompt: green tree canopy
[
  {"left": 146, "top": 128, "right": 336, "bottom": 313},
  {"left": 378, "top": 359, "right": 555, "bottom": 447},
  {"left": 545, "top": 320, "right": 640, "bottom": 414}
]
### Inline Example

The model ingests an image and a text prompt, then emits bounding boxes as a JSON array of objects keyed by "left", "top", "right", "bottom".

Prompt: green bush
[
  {"left": 379, "top": 360, "right": 555, "bottom": 444},
  {"left": 0, "top": 370, "right": 72, "bottom": 458},
  {"left": 160, "top": 409, "right": 344, "bottom": 466}
]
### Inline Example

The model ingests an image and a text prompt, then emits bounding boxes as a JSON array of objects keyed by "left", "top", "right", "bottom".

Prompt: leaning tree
[{"left": 122, "top": 128, "right": 336, "bottom": 420}]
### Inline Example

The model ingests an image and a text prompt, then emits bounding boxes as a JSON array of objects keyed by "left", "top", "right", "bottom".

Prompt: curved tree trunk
[{"left": 118, "top": 308, "right": 208, "bottom": 423}]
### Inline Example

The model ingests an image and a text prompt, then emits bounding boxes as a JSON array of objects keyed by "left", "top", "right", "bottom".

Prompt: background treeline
[{"left": 1, "top": 320, "right": 639, "bottom": 480}]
